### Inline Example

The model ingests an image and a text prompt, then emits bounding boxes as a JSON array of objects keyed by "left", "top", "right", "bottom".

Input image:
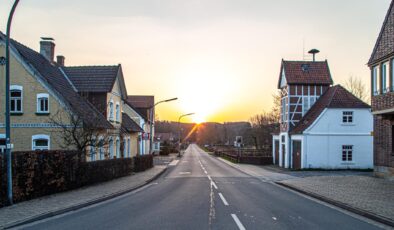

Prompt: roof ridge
[
  {"left": 65, "top": 65, "right": 119, "bottom": 68},
  {"left": 282, "top": 60, "right": 327, "bottom": 63},
  {"left": 326, "top": 85, "right": 339, "bottom": 107}
]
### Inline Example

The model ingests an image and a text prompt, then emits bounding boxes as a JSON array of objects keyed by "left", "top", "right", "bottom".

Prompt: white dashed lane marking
[
  {"left": 218, "top": 193, "right": 229, "bottom": 206},
  {"left": 231, "top": 214, "right": 246, "bottom": 230}
]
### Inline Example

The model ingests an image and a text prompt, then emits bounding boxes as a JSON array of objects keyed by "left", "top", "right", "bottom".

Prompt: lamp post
[
  {"left": 149, "top": 97, "right": 178, "bottom": 154},
  {"left": 177, "top": 113, "right": 194, "bottom": 157},
  {"left": 4, "top": 0, "right": 20, "bottom": 206}
]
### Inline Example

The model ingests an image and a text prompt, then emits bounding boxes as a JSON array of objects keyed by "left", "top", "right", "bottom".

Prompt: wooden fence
[{"left": 208, "top": 146, "right": 273, "bottom": 165}]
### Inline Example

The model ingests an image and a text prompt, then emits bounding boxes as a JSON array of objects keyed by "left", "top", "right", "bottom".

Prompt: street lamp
[
  {"left": 4, "top": 0, "right": 20, "bottom": 206},
  {"left": 149, "top": 97, "right": 178, "bottom": 154},
  {"left": 178, "top": 113, "right": 195, "bottom": 157}
]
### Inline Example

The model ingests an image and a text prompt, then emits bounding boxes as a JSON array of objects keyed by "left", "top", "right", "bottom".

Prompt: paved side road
[
  {"left": 0, "top": 165, "right": 167, "bottom": 229},
  {"left": 18, "top": 144, "right": 385, "bottom": 230}
]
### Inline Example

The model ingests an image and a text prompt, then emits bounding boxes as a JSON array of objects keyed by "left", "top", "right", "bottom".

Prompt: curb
[
  {"left": 276, "top": 182, "right": 394, "bottom": 228},
  {"left": 3, "top": 166, "right": 168, "bottom": 229}
]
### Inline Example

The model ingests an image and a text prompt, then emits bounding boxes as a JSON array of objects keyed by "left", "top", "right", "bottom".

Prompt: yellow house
[{"left": 0, "top": 33, "right": 112, "bottom": 153}]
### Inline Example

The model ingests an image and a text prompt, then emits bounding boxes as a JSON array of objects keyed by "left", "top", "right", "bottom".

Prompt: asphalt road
[{"left": 19, "top": 144, "right": 383, "bottom": 230}]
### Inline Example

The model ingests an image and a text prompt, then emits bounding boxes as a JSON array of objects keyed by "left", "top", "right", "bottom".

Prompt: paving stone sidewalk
[
  {"left": 0, "top": 165, "right": 167, "bottom": 229},
  {"left": 278, "top": 175, "right": 394, "bottom": 226}
]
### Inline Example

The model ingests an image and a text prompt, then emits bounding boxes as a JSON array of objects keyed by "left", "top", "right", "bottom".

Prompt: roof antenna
[{"left": 308, "top": 49, "right": 320, "bottom": 62}]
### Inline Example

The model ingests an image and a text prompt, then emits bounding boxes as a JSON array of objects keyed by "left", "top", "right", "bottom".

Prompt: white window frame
[
  {"left": 98, "top": 137, "right": 105, "bottom": 160},
  {"left": 0, "top": 134, "right": 5, "bottom": 153},
  {"left": 373, "top": 66, "right": 379, "bottom": 95},
  {"left": 109, "top": 100, "right": 114, "bottom": 121},
  {"left": 342, "top": 111, "right": 353, "bottom": 124},
  {"left": 127, "top": 138, "right": 131, "bottom": 157},
  {"left": 392, "top": 59, "right": 394, "bottom": 92},
  {"left": 109, "top": 138, "right": 114, "bottom": 158},
  {"left": 342, "top": 145, "right": 353, "bottom": 162},
  {"left": 116, "top": 102, "right": 120, "bottom": 122},
  {"left": 116, "top": 137, "right": 120, "bottom": 158},
  {"left": 90, "top": 139, "right": 96, "bottom": 161},
  {"left": 36, "top": 93, "right": 49, "bottom": 114},
  {"left": 382, "top": 62, "right": 390, "bottom": 93},
  {"left": 123, "top": 137, "right": 127, "bottom": 157},
  {"left": 10, "top": 85, "right": 23, "bottom": 113},
  {"left": 32, "top": 134, "right": 50, "bottom": 151}
]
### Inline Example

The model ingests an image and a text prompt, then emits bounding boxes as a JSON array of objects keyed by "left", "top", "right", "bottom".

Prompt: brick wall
[
  {"left": 373, "top": 115, "right": 394, "bottom": 168},
  {"left": 372, "top": 93, "right": 394, "bottom": 112}
]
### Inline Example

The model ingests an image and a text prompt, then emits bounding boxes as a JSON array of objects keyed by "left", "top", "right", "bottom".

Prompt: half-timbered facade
[{"left": 273, "top": 60, "right": 373, "bottom": 169}]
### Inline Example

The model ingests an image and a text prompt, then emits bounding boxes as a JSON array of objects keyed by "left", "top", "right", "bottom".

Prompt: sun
[{"left": 192, "top": 114, "right": 206, "bottom": 124}]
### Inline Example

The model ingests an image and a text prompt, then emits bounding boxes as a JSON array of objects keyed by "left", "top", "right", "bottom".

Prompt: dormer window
[
  {"left": 116, "top": 103, "right": 120, "bottom": 122},
  {"left": 301, "top": 64, "right": 310, "bottom": 72},
  {"left": 382, "top": 62, "right": 389, "bottom": 93},
  {"left": 37, "top": 93, "right": 49, "bottom": 114},
  {"left": 10, "top": 85, "right": 23, "bottom": 114},
  {"left": 109, "top": 100, "right": 114, "bottom": 121}
]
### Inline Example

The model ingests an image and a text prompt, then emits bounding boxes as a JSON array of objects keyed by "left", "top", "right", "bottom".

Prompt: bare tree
[
  {"left": 249, "top": 111, "right": 279, "bottom": 149},
  {"left": 48, "top": 109, "right": 112, "bottom": 159},
  {"left": 271, "top": 91, "right": 281, "bottom": 122},
  {"left": 344, "top": 75, "right": 369, "bottom": 103}
]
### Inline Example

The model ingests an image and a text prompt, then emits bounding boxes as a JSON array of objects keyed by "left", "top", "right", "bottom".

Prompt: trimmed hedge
[
  {"left": 133, "top": 154, "right": 153, "bottom": 172},
  {"left": 0, "top": 150, "right": 134, "bottom": 207}
]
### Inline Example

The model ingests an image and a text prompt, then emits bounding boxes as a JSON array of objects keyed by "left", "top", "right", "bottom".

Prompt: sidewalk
[
  {"left": 216, "top": 157, "right": 394, "bottom": 227},
  {"left": 0, "top": 165, "right": 168, "bottom": 229}
]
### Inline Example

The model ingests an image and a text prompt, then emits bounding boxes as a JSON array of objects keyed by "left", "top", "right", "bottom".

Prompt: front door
[
  {"left": 274, "top": 140, "right": 279, "bottom": 165},
  {"left": 292, "top": 140, "right": 302, "bottom": 170}
]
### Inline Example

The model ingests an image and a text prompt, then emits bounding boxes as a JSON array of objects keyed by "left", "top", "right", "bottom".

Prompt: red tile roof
[
  {"left": 368, "top": 0, "right": 394, "bottom": 65},
  {"left": 278, "top": 60, "right": 333, "bottom": 88},
  {"left": 291, "top": 85, "right": 370, "bottom": 134}
]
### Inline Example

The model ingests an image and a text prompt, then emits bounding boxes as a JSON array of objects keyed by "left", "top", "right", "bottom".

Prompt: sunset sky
[{"left": 0, "top": 0, "right": 391, "bottom": 123}]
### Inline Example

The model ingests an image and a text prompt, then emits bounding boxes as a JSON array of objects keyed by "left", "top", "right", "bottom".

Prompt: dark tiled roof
[
  {"left": 63, "top": 65, "right": 119, "bottom": 93},
  {"left": 278, "top": 60, "right": 333, "bottom": 88},
  {"left": 369, "top": 1, "right": 394, "bottom": 65},
  {"left": 291, "top": 85, "right": 370, "bottom": 134},
  {"left": 121, "top": 113, "right": 143, "bottom": 133},
  {"left": 127, "top": 95, "right": 154, "bottom": 108},
  {"left": 0, "top": 33, "right": 112, "bottom": 129}
]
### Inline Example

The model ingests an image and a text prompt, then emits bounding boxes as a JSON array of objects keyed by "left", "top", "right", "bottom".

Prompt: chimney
[
  {"left": 40, "top": 37, "right": 55, "bottom": 62},
  {"left": 56, "top": 55, "right": 65, "bottom": 66}
]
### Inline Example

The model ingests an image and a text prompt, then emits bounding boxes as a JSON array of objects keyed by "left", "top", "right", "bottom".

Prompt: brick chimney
[
  {"left": 56, "top": 55, "right": 65, "bottom": 66},
  {"left": 40, "top": 37, "right": 55, "bottom": 62}
]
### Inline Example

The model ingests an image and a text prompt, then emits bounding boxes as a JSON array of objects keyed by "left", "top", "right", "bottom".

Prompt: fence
[
  {"left": 0, "top": 150, "right": 153, "bottom": 207},
  {"left": 209, "top": 145, "right": 273, "bottom": 165}
]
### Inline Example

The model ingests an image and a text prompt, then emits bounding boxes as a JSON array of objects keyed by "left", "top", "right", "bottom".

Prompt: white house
[{"left": 272, "top": 60, "right": 373, "bottom": 169}]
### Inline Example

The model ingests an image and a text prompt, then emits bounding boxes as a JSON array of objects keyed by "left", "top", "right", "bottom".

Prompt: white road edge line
[
  {"left": 211, "top": 181, "right": 218, "bottom": 190},
  {"left": 218, "top": 193, "right": 229, "bottom": 206},
  {"left": 169, "top": 160, "right": 179, "bottom": 166},
  {"left": 231, "top": 214, "right": 246, "bottom": 230}
]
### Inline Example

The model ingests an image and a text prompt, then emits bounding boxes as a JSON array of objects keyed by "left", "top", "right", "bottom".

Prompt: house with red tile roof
[
  {"left": 368, "top": 0, "right": 394, "bottom": 179},
  {"left": 272, "top": 59, "right": 373, "bottom": 169}
]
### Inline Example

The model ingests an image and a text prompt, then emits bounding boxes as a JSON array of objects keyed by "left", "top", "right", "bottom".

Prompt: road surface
[{"left": 19, "top": 144, "right": 384, "bottom": 230}]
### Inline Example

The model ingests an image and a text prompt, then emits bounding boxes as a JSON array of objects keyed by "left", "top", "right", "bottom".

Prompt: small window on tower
[{"left": 301, "top": 64, "right": 310, "bottom": 72}]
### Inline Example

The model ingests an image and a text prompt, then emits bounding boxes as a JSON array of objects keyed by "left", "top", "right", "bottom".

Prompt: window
[
  {"left": 109, "top": 138, "right": 114, "bottom": 158},
  {"left": 36, "top": 93, "right": 49, "bottom": 113},
  {"left": 116, "top": 103, "right": 120, "bottom": 122},
  {"left": 90, "top": 139, "right": 96, "bottom": 161},
  {"left": 342, "top": 111, "right": 353, "bottom": 123},
  {"left": 0, "top": 134, "right": 5, "bottom": 153},
  {"left": 109, "top": 100, "right": 114, "bottom": 121},
  {"left": 10, "top": 85, "right": 23, "bottom": 113},
  {"left": 99, "top": 138, "right": 105, "bottom": 160},
  {"left": 32, "top": 134, "right": 50, "bottom": 151},
  {"left": 302, "top": 96, "right": 309, "bottom": 115},
  {"left": 372, "top": 66, "right": 380, "bottom": 95},
  {"left": 116, "top": 138, "right": 120, "bottom": 158},
  {"left": 382, "top": 62, "right": 389, "bottom": 93},
  {"left": 392, "top": 59, "right": 394, "bottom": 92},
  {"left": 342, "top": 145, "right": 353, "bottom": 161},
  {"left": 127, "top": 138, "right": 131, "bottom": 157},
  {"left": 123, "top": 138, "right": 128, "bottom": 157}
]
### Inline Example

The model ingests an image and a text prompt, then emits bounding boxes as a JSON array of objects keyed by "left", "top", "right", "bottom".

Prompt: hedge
[{"left": 0, "top": 150, "right": 148, "bottom": 207}]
